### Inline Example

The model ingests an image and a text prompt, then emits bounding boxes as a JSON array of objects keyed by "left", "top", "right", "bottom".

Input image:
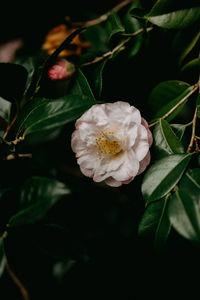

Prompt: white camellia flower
[{"left": 71, "top": 101, "right": 153, "bottom": 187}]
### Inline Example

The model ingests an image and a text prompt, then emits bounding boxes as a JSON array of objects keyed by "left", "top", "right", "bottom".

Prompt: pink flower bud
[
  {"left": 48, "top": 59, "right": 75, "bottom": 81},
  {"left": 71, "top": 101, "right": 153, "bottom": 187}
]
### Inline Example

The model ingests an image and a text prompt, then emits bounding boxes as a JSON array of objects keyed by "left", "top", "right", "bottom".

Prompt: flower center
[{"left": 96, "top": 131, "right": 122, "bottom": 155}]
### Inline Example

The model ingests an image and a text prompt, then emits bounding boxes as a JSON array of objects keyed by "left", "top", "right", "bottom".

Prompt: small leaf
[
  {"left": 180, "top": 169, "right": 200, "bottom": 202},
  {"left": 138, "top": 195, "right": 171, "bottom": 249},
  {"left": 69, "top": 69, "right": 95, "bottom": 100},
  {"left": 0, "top": 96, "right": 11, "bottom": 123},
  {"left": 0, "top": 239, "right": 5, "bottom": 278},
  {"left": 147, "top": 2, "right": 200, "bottom": 29},
  {"left": 170, "top": 124, "right": 186, "bottom": 140},
  {"left": 170, "top": 24, "right": 200, "bottom": 66},
  {"left": 168, "top": 189, "right": 200, "bottom": 242},
  {"left": 153, "top": 119, "right": 184, "bottom": 158},
  {"left": 142, "top": 153, "right": 192, "bottom": 204},
  {"left": 105, "top": 12, "right": 125, "bottom": 41},
  {"left": 8, "top": 176, "right": 70, "bottom": 227},
  {"left": 149, "top": 80, "right": 193, "bottom": 122},
  {"left": 88, "top": 59, "right": 108, "bottom": 98},
  {"left": 181, "top": 58, "right": 200, "bottom": 72},
  {"left": 196, "top": 95, "right": 200, "bottom": 118},
  {"left": 14, "top": 56, "right": 35, "bottom": 98},
  {"left": 0, "top": 63, "right": 27, "bottom": 102},
  {"left": 15, "top": 95, "right": 94, "bottom": 137}
]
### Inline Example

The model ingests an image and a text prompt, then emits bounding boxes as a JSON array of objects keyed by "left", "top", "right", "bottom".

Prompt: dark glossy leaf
[
  {"left": 138, "top": 195, "right": 171, "bottom": 249},
  {"left": 142, "top": 153, "right": 192, "bottom": 204},
  {"left": 0, "top": 97, "right": 11, "bottom": 123},
  {"left": 181, "top": 58, "right": 200, "bottom": 72},
  {"left": 149, "top": 80, "right": 193, "bottom": 122},
  {"left": 14, "top": 56, "right": 35, "bottom": 98},
  {"left": 69, "top": 69, "right": 95, "bottom": 100},
  {"left": 15, "top": 95, "right": 94, "bottom": 137},
  {"left": 0, "top": 63, "right": 27, "bottom": 102},
  {"left": 170, "top": 24, "right": 200, "bottom": 66},
  {"left": 88, "top": 59, "right": 108, "bottom": 99},
  {"left": 170, "top": 124, "right": 186, "bottom": 140},
  {"left": 8, "top": 176, "right": 70, "bottom": 227},
  {"left": 147, "top": 0, "right": 200, "bottom": 29},
  {"left": 123, "top": 16, "right": 143, "bottom": 58},
  {"left": 196, "top": 95, "right": 200, "bottom": 118},
  {"left": 168, "top": 189, "right": 200, "bottom": 242},
  {"left": 105, "top": 12, "right": 125, "bottom": 41},
  {"left": 180, "top": 169, "right": 200, "bottom": 202},
  {"left": 0, "top": 238, "right": 5, "bottom": 278},
  {"left": 153, "top": 119, "right": 184, "bottom": 158}
]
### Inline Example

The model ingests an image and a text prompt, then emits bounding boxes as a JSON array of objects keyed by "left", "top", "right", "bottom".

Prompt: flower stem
[
  {"left": 187, "top": 107, "right": 199, "bottom": 152},
  {"left": 81, "top": 27, "right": 152, "bottom": 67},
  {"left": 6, "top": 259, "right": 30, "bottom": 300},
  {"left": 149, "top": 84, "right": 199, "bottom": 128}
]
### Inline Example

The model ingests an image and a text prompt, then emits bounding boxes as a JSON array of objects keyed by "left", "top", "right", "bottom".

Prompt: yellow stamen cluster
[{"left": 96, "top": 132, "right": 122, "bottom": 156}]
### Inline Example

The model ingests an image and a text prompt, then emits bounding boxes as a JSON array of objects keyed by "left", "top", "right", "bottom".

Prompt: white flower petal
[
  {"left": 133, "top": 124, "right": 149, "bottom": 161},
  {"left": 137, "top": 151, "right": 151, "bottom": 175},
  {"left": 141, "top": 118, "right": 153, "bottom": 146},
  {"left": 76, "top": 104, "right": 108, "bottom": 128},
  {"left": 111, "top": 150, "right": 139, "bottom": 182},
  {"left": 104, "top": 177, "right": 122, "bottom": 187},
  {"left": 93, "top": 153, "right": 124, "bottom": 182}
]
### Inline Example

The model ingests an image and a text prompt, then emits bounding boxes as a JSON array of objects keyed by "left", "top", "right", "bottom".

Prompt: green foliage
[
  {"left": 153, "top": 119, "right": 184, "bottom": 158},
  {"left": 142, "top": 153, "right": 192, "bottom": 204},
  {"left": 149, "top": 80, "right": 194, "bottom": 122},
  {"left": 138, "top": 195, "right": 171, "bottom": 249},
  {"left": 9, "top": 176, "right": 70, "bottom": 227},
  {"left": 147, "top": 0, "right": 200, "bottom": 29},
  {"left": 0, "top": 1, "right": 200, "bottom": 294},
  {"left": 0, "top": 97, "right": 11, "bottom": 123}
]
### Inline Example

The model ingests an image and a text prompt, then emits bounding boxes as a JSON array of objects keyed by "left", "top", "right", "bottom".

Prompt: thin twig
[
  {"left": 6, "top": 259, "right": 30, "bottom": 300},
  {"left": 149, "top": 84, "right": 199, "bottom": 128},
  {"left": 66, "top": 0, "right": 134, "bottom": 28},
  {"left": 187, "top": 51, "right": 200, "bottom": 152},
  {"left": 187, "top": 107, "right": 198, "bottom": 152},
  {"left": 3, "top": 113, "right": 18, "bottom": 140},
  {"left": 81, "top": 27, "right": 152, "bottom": 67},
  {"left": 82, "top": 37, "right": 131, "bottom": 66}
]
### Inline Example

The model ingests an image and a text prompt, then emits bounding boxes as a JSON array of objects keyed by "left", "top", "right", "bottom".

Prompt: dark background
[{"left": 0, "top": 1, "right": 200, "bottom": 299}]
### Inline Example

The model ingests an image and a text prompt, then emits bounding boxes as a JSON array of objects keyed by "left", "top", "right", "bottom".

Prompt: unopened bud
[{"left": 48, "top": 59, "right": 75, "bottom": 81}]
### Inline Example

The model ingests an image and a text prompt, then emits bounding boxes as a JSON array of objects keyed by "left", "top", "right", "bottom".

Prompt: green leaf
[
  {"left": 180, "top": 169, "right": 200, "bottom": 202},
  {"left": 181, "top": 58, "right": 200, "bottom": 72},
  {"left": 0, "top": 63, "right": 27, "bottom": 103},
  {"left": 170, "top": 124, "right": 186, "bottom": 140},
  {"left": 105, "top": 12, "right": 125, "bottom": 41},
  {"left": 149, "top": 80, "right": 193, "bottom": 122},
  {"left": 88, "top": 59, "right": 108, "bottom": 99},
  {"left": 170, "top": 24, "right": 200, "bottom": 66},
  {"left": 142, "top": 153, "right": 192, "bottom": 204},
  {"left": 147, "top": 1, "right": 200, "bottom": 29},
  {"left": 69, "top": 69, "right": 95, "bottom": 100},
  {"left": 153, "top": 119, "right": 184, "bottom": 158},
  {"left": 15, "top": 95, "right": 94, "bottom": 137},
  {"left": 123, "top": 16, "right": 143, "bottom": 58},
  {"left": 138, "top": 195, "right": 171, "bottom": 249},
  {"left": 0, "top": 96, "right": 11, "bottom": 123},
  {"left": 14, "top": 56, "right": 35, "bottom": 98},
  {"left": 168, "top": 189, "right": 200, "bottom": 242},
  {"left": 196, "top": 95, "right": 200, "bottom": 118},
  {"left": 0, "top": 238, "right": 5, "bottom": 278},
  {"left": 8, "top": 176, "right": 70, "bottom": 227}
]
